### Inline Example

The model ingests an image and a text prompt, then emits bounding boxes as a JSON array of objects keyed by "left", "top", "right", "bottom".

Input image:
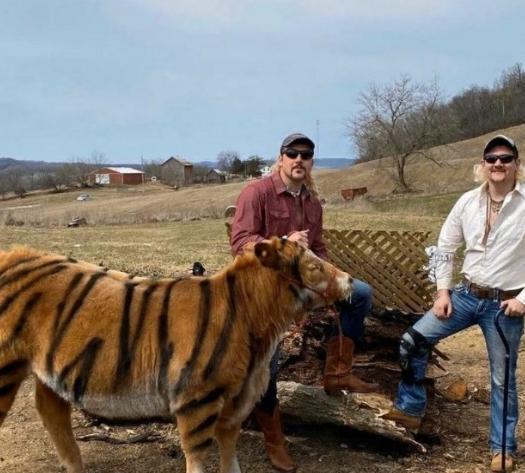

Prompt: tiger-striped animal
[{"left": 0, "top": 237, "right": 352, "bottom": 473}]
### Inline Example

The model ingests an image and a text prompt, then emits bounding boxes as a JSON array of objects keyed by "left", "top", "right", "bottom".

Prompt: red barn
[{"left": 89, "top": 167, "right": 144, "bottom": 186}]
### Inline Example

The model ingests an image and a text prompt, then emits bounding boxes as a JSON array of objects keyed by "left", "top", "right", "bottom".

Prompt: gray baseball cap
[
  {"left": 280, "top": 133, "right": 315, "bottom": 151},
  {"left": 483, "top": 134, "right": 519, "bottom": 159}
]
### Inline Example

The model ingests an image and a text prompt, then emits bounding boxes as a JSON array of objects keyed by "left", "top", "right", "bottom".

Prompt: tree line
[
  {"left": 0, "top": 154, "right": 106, "bottom": 199},
  {"left": 349, "top": 62, "right": 525, "bottom": 192},
  {"left": 216, "top": 150, "right": 268, "bottom": 177},
  {"left": 0, "top": 150, "right": 269, "bottom": 199}
]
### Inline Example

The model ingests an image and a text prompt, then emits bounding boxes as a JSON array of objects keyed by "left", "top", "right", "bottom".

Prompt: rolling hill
[{"left": 314, "top": 123, "right": 525, "bottom": 201}]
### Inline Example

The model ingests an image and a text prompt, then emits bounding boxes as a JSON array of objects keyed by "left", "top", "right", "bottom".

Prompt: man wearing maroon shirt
[{"left": 230, "top": 133, "right": 378, "bottom": 473}]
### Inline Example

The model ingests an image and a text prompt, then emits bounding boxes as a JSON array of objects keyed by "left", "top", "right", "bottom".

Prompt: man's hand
[
  {"left": 501, "top": 298, "right": 525, "bottom": 317},
  {"left": 432, "top": 290, "right": 453, "bottom": 319},
  {"left": 287, "top": 230, "right": 309, "bottom": 248}
]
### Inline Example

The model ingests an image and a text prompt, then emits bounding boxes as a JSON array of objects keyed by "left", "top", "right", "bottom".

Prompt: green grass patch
[{"left": 369, "top": 191, "right": 462, "bottom": 216}]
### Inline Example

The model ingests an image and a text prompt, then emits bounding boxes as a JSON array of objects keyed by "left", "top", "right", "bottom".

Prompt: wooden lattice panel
[{"left": 323, "top": 229, "right": 434, "bottom": 314}]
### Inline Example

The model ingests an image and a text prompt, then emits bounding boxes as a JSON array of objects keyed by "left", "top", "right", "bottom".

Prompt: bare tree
[
  {"left": 192, "top": 165, "right": 211, "bottom": 183},
  {"left": 142, "top": 159, "right": 162, "bottom": 180},
  {"left": 245, "top": 155, "right": 265, "bottom": 177},
  {"left": 3, "top": 167, "right": 28, "bottom": 198},
  {"left": 66, "top": 151, "right": 106, "bottom": 187},
  {"left": 216, "top": 150, "right": 241, "bottom": 173},
  {"left": 0, "top": 173, "right": 8, "bottom": 200},
  {"left": 38, "top": 165, "right": 71, "bottom": 192},
  {"left": 90, "top": 150, "right": 106, "bottom": 167},
  {"left": 349, "top": 75, "right": 449, "bottom": 192},
  {"left": 495, "top": 62, "right": 525, "bottom": 126}
]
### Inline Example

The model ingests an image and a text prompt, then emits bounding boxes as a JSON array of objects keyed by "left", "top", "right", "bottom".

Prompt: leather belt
[{"left": 462, "top": 278, "right": 522, "bottom": 301}]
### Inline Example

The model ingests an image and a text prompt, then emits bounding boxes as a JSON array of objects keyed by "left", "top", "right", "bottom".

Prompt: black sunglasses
[
  {"left": 283, "top": 148, "right": 314, "bottom": 160},
  {"left": 483, "top": 154, "right": 516, "bottom": 164}
]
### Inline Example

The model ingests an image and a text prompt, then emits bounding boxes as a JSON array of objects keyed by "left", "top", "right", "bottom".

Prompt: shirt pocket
[
  {"left": 497, "top": 219, "right": 525, "bottom": 243},
  {"left": 267, "top": 208, "right": 291, "bottom": 236},
  {"left": 305, "top": 204, "right": 321, "bottom": 226}
]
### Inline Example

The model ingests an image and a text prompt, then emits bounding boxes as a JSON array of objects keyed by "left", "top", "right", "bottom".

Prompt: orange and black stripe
[
  {"left": 202, "top": 273, "right": 237, "bottom": 381},
  {"left": 172, "top": 279, "right": 211, "bottom": 397}
]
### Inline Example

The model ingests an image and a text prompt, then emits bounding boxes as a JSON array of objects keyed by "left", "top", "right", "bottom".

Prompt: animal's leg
[
  {"left": 216, "top": 420, "right": 242, "bottom": 473},
  {"left": 0, "top": 358, "right": 28, "bottom": 427},
  {"left": 35, "top": 379, "right": 84, "bottom": 473},
  {"left": 173, "top": 389, "right": 225, "bottom": 473},
  {"left": 184, "top": 454, "right": 206, "bottom": 473},
  {"left": 177, "top": 413, "right": 211, "bottom": 473}
]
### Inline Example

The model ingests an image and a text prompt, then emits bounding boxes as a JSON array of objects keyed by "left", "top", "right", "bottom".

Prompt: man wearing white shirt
[{"left": 383, "top": 135, "right": 525, "bottom": 472}]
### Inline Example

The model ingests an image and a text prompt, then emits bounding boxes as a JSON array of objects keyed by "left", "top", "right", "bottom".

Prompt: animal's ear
[{"left": 254, "top": 241, "right": 282, "bottom": 269}]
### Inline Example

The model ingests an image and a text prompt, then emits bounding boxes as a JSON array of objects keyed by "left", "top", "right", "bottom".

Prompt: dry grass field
[{"left": 0, "top": 212, "right": 445, "bottom": 275}]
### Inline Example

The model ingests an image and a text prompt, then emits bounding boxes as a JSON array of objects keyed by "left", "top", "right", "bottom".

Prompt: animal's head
[{"left": 253, "top": 237, "right": 352, "bottom": 310}]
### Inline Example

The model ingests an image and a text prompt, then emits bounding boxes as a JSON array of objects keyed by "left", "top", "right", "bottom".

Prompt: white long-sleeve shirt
[{"left": 435, "top": 181, "right": 525, "bottom": 305}]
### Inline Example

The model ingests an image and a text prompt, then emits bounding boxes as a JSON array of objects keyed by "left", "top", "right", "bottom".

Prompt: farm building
[
  {"left": 89, "top": 167, "right": 144, "bottom": 186},
  {"left": 259, "top": 165, "right": 272, "bottom": 177},
  {"left": 161, "top": 157, "right": 193, "bottom": 186},
  {"left": 207, "top": 169, "right": 227, "bottom": 183}
]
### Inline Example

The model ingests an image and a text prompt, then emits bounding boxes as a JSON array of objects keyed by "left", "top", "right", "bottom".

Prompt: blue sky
[{"left": 1, "top": 0, "right": 524, "bottom": 164}]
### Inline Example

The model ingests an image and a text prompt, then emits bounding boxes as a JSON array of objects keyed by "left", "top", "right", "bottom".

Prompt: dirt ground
[{"left": 1, "top": 325, "right": 524, "bottom": 473}]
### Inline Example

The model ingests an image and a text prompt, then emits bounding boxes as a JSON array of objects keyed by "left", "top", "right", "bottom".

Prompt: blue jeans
[
  {"left": 334, "top": 278, "right": 373, "bottom": 340},
  {"left": 258, "top": 279, "right": 373, "bottom": 413},
  {"left": 395, "top": 283, "right": 524, "bottom": 454}
]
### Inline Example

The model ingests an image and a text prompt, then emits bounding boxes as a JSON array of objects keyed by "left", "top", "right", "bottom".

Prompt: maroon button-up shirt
[{"left": 230, "top": 172, "right": 327, "bottom": 259}]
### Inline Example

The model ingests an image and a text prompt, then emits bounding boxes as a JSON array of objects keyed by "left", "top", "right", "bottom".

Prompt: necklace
[{"left": 489, "top": 197, "right": 504, "bottom": 214}]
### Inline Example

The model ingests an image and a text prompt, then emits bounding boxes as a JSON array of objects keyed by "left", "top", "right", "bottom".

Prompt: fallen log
[{"left": 277, "top": 381, "right": 426, "bottom": 452}]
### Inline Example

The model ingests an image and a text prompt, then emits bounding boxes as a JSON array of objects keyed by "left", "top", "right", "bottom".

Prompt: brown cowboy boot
[
  {"left": 323, "top": 336, "right": 380, "bottom": 394},
  {"left": 381, "top": 407, "right": 422, "bottom": 434},
  {"left": 254, "top": 404, "right": 297, "bottom": 473},
  {"left": 491, "top": 453, "right": 515, "bottom": 472}
]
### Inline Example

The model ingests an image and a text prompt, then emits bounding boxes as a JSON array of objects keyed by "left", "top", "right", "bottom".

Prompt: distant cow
[{"left": 341, "top": 187, "right": 368, "bottom": 200}]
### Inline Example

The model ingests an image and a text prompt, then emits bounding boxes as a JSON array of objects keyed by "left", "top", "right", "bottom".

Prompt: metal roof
[
  {"left": 105, "top": 167, "right": 144, "bottom": 174},
  {"left": 161, "top": 157, "right": 194, "bottom": 167}
]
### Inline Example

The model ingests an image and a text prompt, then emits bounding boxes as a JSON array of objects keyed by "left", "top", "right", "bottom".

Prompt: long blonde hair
[
  {"left": 473, "top": 160, "right": 525, "bottom": 183},
  {"left": 270, "top": 154, "right": 320, "bottom": 199}
]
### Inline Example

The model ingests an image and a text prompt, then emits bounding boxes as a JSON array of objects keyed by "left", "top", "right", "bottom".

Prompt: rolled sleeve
[
  {"left": 516, "top": 289, "right": 525, "bottom": 306},
  {"left": 435, "top": 198, "right": 465, "bottom": 290}
]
